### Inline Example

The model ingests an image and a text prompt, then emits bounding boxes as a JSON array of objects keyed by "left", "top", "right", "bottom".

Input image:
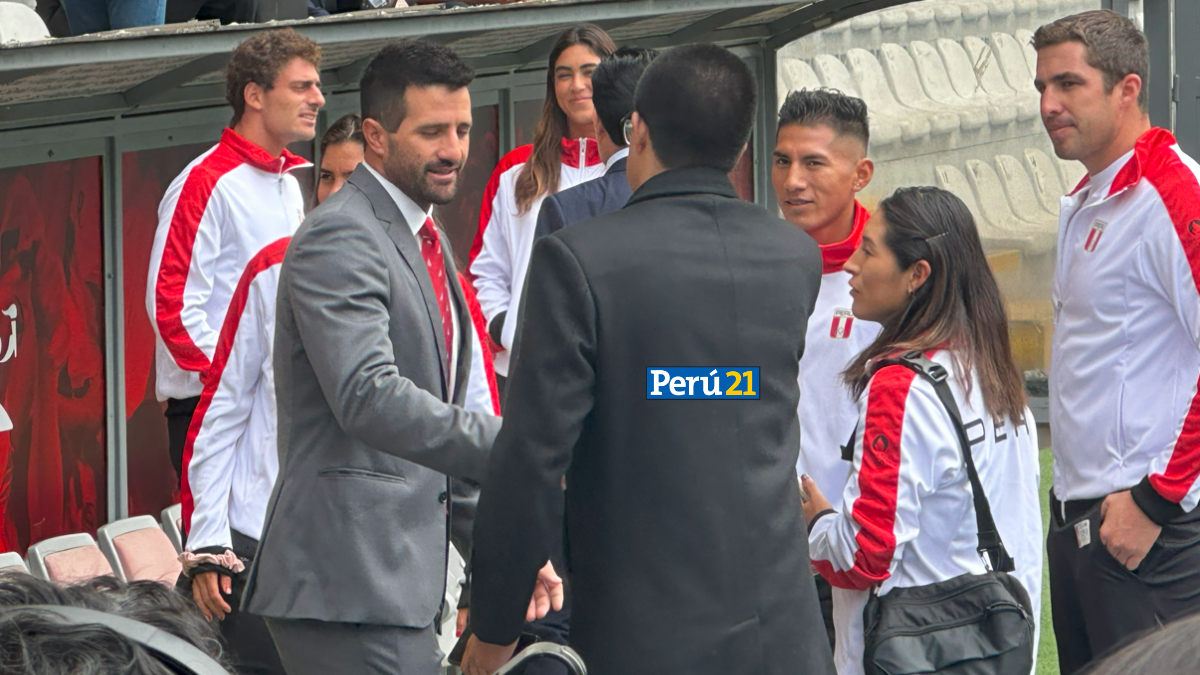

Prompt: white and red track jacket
[
  {"left": 147, "top": 128, "right": 308, "bottom": 401},
  {"left": 181, "top": 238, "right": 289, "bottom": 553},
  {"left": 460, "top": 271, "right": 501, "bottom": 416},
  {"left": 1050, "top": 128, "right": 1200, "bottom": 524},
  {"left": 469, "top": 139, "right": 604, "bottom": 375},
  {"left": 798, "top": 201, "right": 881, "bottom": 499},
  {"left": 809, "top": 351, "right": 1042, "bottom": 675}
]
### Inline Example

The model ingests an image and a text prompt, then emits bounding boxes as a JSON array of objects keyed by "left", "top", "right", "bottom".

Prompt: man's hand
[
  {"left": 1100, "top": 490, "right": 1162, "bottom": 570},
  {"left": 527, "top": 561, "right": 564, "bottom": 621},
  {"left": 456, "top": 607, "right": 469, "bottom": 637},
  {"left": 800, "top": 474, "right": 833, "bottom": 525},
  {"left": 461, "top": 634, "right": 518, "bottom": 675},
  {"left": 192, "top": 571, "right": 232, "bottom": 621}
]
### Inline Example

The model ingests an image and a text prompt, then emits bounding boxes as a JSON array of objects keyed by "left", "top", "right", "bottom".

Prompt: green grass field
[{"left": 1037, "top": 447, "right": 1058, "bottom": 675}]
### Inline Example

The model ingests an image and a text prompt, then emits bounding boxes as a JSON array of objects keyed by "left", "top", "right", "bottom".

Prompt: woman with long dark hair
[
  {"left": 800, "top": 187, "right": 1043, "bottom": 675},
  {"left": 313, "top": 113, "right": 363, "bottom": 207},
  {"left": 470, "top": 24, "right": 615, "bottom": 381}
]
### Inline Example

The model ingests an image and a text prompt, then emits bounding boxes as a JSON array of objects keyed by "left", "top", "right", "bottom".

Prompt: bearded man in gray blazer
[{"left": 243, "top": 40, "right": 559, "bottom": 675}]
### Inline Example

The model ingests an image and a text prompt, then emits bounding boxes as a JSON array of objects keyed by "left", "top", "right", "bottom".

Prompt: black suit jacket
[
  {"left": 533, "top": 157, "right": 632, "bottom": 242},
  {"left": 471, "top": 168, "right": 832, "bottom": 675}
]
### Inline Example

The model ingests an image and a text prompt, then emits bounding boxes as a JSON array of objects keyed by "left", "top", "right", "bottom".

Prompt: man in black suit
[
  {"left": 533, "top": 47, "right": 656, "bottom": 242},
  {"left": 462, "top": 44, "right": 834, "bottom": 675}
]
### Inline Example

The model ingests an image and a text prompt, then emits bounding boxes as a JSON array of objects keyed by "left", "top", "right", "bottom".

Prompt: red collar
[
  {"left": 220, "top": 128, "right": 311, "bottom": 174},
  {"left": 819, "top": 200, "right": 870, "bottom": 274},
  {"left": 1069, "top": 127, "right": 1177, "bottom": 198},
  {"left": 560, "top": 137, "right": 602, "bottom": 169}
]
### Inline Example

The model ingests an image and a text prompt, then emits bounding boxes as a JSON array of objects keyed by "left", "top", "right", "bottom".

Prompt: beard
[{"left": 381, "top": 136, "right": 462, "bottom": 207}]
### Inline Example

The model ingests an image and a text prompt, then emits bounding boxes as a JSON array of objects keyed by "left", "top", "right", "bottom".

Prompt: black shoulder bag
[{"left": 861, "top": 351, "right": 1034, "bottom": 675}]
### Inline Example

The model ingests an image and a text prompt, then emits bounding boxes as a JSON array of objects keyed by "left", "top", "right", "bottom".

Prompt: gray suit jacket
[{"left": 244, "top": 165, "right": 501, "bottom": 627}]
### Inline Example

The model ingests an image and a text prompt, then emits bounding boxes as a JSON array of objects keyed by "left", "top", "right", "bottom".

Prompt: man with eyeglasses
[{"left": 533, "top": 47, "right": 658, "bottom": 242}]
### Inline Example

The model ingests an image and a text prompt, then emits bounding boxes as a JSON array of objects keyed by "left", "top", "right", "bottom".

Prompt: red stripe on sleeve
[
  {"left": 818, "top": 364, "right": 917, "bottom": 591},
  {"left": 458, "top": 271, "right": 500, "bottom": 415},
  {"left": 1141, "top": 133, "right": 1200, "bottom": 503},
  {"left": 154, "top": 146, "right": 242, "bottom": 373},
  {"left": 181, "top": 238, "right": 290, "bottom": 537},
  {"left": 468, "top": 145, "right": 533, "bottom": 268}
]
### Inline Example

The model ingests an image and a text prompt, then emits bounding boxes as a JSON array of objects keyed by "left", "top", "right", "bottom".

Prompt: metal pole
[{"left": 102, "top": 134, "right": 129, "bottom": 523}]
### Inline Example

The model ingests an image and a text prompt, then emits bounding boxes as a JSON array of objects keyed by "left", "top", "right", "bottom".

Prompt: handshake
[{"left": 459, "top": 561, "right": 564, "bottom": 675}]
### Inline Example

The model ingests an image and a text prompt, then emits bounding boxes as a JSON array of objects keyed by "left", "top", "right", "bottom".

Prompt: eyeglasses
[{"left": 622, "top": 113, "right": 635, "bottom": 146}]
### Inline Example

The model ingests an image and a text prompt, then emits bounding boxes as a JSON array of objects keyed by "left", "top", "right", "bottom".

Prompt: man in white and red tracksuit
[
  {"left": 1036, "top": 11, "right": 1200, "bottom": 673},
  {"left": 146, "top": 28, "right": 322, "bottom": 481},
  {"left": 770, "top": 88, "right": 881, "bottom": 658},
  {"left": 179, "top": 238, "right": 290, "bottom": 674}
]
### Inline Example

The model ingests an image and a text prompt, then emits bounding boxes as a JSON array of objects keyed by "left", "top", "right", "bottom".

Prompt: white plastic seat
[
  {"left": 936, "top": 164, "right": 1046, "bottom": 253},
  {"left": 161, "top": 503, "right": 183, "bottom": 554},
  {"left": 97, "top": 515, "right": 183, "bottom": 586},
  {"left": 961, "top": 36, "right": 1040, "bottom": 122},
  {"left": 27, "top": 533, "right": 113, "bottom": 585},
  {"left": 1022, "top": 147, "right": 1067, "bottom": 215},
  {"left": 1015, "top": 28, "right": 1039, "bottom": 80},
  {"left": 984, "top": 0, "right": 1017, "bottom": 35},
  {"left": 994, "top": 155, "right": 1059, "bottom": 225},
  {"left": 938, "top": 38, "right": 1038, "bottom": 123},
  {"left": 990, "top": 32, "right": 1038, "bottom": 93},
  {"left": 0, "top": 3, "right": 48, "bottom": 44},
  {"left": 909, "top": 40, "right": 1017, "bottom": 127},
  {"left": 0, "top": 552, "right": 28, "bottom": 574},
  {"left": 846, "top": 48, "right": 952, "bottom": 137},
  {"left": 881, "top": 42, "right": 987, "bottom": 130},
  {"left": 965, "top": 159, "right": 1057, "bottom": 251},
  {"left": 810, "top": 54, "right": 904, "bottom": 146}
]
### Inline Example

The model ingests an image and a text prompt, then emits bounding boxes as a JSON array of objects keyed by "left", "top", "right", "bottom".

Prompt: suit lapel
[{"left": 348, "top": 167, "right": 451, "bottom": 397}]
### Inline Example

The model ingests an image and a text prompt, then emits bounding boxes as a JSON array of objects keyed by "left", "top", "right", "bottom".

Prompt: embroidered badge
[
  {"left": 830, "top": 308, "right": 854, "bottom": 339},
  {"left": 1084, "top": 219, "right": 1108, "bottom": 253}
]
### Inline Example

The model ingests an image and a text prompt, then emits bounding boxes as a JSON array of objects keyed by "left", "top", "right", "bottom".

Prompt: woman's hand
[{"left": 800, "top": 474, "right": 833, "bottom": 524}]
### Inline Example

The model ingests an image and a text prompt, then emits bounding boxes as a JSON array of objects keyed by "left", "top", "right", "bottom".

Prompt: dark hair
[
  {"left": 320, "top": 113, "right": 364, "bottom": 155},
  {"left": 843, "top": 187, "right": 1026, "bottom": 424},
  {"left": 360, "top": 39, "right": 475, "bottom": 133},
  {"left": 513, "top": 24, "right": 616, "bottom": 214},
  {"left": 1086, "top": 612, "right": 1200, "bottom": 674},
  {"left": 0, "top": 572, "right": 227, "bottom": 674},
  {"left": 778, "top": 88, "right": 869, "bottom": 149},
  {"left": 633, "top": 43, "right": 756, "bottom": 173},
  {"left": 591, "top": 47, "right": 658, "bottom": 147},
  {"left": 226, "top": 28, "right": 322, "bottom": 127},
  {"left": 1033, "top": 10, "right": 1149, "bottom": 111}
]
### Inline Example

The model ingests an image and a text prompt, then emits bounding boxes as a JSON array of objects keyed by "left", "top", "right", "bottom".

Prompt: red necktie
[{"left": 418, "top": 218, "right": 453, "bottom": 371}]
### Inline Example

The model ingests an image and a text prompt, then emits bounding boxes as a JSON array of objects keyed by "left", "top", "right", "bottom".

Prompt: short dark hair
[
  {"left": 591, "top": 47, "right": 658, "bottom": 147},
  {"left": 320, "top": 113, "right": 363, "bottom": 155},
  {"left": 226, "top": 28, "right": 322, "bottom": 127},
  {"left": 360, "top": 40, "right": 475, "bottom": 133},
  {"left": 778, "top": 88, "right": 870, "bottom": 149},
  {"left": 0, "top": 572, "right": 227, "bottom": 674},
  {"left": 633, "top": 43, "right": 756, "bottom": 172},
  {"left": 1033, "top": 10, "right": 1149, "bottom": 111}
]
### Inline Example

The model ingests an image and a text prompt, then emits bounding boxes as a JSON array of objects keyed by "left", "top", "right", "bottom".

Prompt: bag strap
[{"left": 875, "top": 351, "right": 1015, "bottom": 573}]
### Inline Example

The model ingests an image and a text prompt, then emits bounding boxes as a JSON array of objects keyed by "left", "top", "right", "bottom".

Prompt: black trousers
[
  {"left": 165, "top": 395, "right": 201, "bottom": 481},
  {"left": 814, "top": 574, "right": 836, "bottom": 653},
  {"left": 1048, "top": 489, "right": 1200, "bottom": 675},
  {"left": 182, "top": 529, "right": 286, "bottom": 675}
]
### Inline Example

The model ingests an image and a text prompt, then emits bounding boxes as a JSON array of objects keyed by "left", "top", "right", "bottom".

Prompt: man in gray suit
[{"left": 243, "top": 40, "right": 555, "bottom": 675}]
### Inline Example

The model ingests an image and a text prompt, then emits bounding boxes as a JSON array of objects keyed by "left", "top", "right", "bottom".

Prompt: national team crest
[
  {"left": 830, "top": 308, "right": 854, "bottom": 339},
  {"left": 1084, "top": 219, "right": 1108, "bottom": 252}
]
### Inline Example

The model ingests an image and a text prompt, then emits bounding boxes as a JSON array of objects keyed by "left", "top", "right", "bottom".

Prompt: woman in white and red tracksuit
[
  {"left": 800, "top": 187, "right": 1043, "bottom": 675},
  {"left": 469, "top": 25, "right": 614, "bottom": 381}
]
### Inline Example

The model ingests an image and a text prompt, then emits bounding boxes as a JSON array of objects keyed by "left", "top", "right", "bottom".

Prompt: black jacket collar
[
  {"left": 626, "top": 167, "right": 739, "bottom": 207},
  {"left": 607, "top": 157, "right": 627, "bottom": 176}
]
